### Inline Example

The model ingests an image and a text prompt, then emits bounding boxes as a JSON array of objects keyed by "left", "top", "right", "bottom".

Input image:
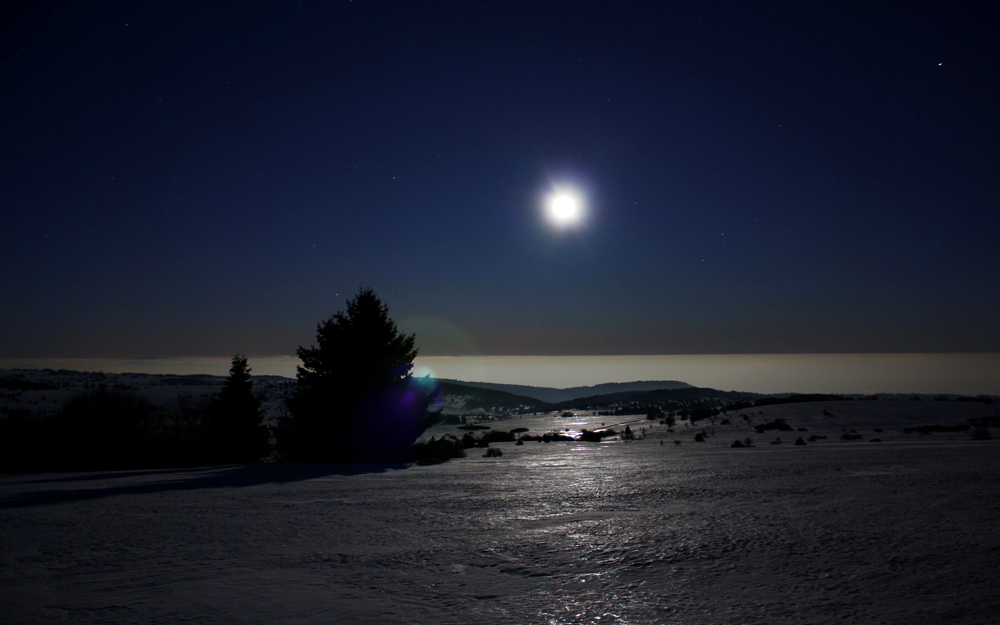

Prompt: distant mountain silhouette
[
  {"left": 563, "top": 386, "right": 762, "bottom": 406},
  {"left": 437, "top": 381, "right": 554, "bottom": 413},
  {"left": 438, "top": 379, "right": 693, "bottom": 403}
]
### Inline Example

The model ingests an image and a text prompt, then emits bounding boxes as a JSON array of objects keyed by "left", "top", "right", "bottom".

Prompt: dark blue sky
[{"left": 3, "top": 1, "right": 998, "bottom": 359}]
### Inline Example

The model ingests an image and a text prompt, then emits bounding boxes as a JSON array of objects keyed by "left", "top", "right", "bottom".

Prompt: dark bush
[
  {"left": 0, "top": 409, "right": 54, "bottom": 473},
  {"left": 754, "top": 419, "right": 795, "bottom": 433},
  {"left": 521, "top": 432, "right": 575, "bottom": 443},
  {"left": 412, "top": 436, "right": 466, "bottom": 462},
  {"left": 476, "top": 429, "right": 516, "bottom": 445},
  {"left": 52, "top": 388, "right": 160, "bottom": 470},
  {"left": 689, "top": 407, "right": 719, "bottom": 422},
  {"left": 158, "top": 394, "right": 211, "bottom": 466},
  {"left": 971, "top": 427, "right": 993, "bottom": 441},
  {"left": 579, "top": 428, "right": 617, "bottom": 442}
]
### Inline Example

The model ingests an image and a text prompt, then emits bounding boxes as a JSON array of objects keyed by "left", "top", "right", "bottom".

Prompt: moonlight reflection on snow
[{"left": 2, "top": 405, "right": 999, "bottom": 624}]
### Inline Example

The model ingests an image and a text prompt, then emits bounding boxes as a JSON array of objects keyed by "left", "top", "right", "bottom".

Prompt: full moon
[{"left": 546, "top": 192, "right": 582, "bottom": 226}]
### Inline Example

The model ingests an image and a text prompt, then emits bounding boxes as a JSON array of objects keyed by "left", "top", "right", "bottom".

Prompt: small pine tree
[{"left": 207, "top": 355, "right": 269, "bottom": 464}]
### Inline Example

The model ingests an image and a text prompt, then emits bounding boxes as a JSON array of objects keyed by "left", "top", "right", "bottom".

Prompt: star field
[{"left": 1, "top": 1, "right": 997, "bottom": 359}]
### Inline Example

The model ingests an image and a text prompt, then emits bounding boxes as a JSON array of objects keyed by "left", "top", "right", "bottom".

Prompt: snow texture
[{"left": 2, "top": 403, "right": 998, "bottom": 624}]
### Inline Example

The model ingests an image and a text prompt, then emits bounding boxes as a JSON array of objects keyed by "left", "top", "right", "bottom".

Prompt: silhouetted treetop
[
  {"left": 296, "top": 287, "right": 418, "bottom": 401},
  {"left": 279, "top": 288, "right": 427, "bottom": 462}
]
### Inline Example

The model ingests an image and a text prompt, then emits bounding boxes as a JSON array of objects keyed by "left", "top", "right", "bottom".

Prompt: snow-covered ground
[{"left": 2, "top": 403, "right": 998, "bottom": 624}]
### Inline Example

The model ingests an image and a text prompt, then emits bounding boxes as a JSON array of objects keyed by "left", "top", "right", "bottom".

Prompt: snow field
[{"left": 2, "top": 402, "right": 998, "bottom": 624}]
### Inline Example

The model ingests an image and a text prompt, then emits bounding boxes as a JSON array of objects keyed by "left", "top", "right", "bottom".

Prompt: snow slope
[{"left": 1, "top": 402, "right": 998, "bottom": 624}]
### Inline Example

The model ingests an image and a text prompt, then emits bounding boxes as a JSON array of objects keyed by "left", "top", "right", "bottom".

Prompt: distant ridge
[{"left": 437, "top": 379, "right": 693, "bottom": 404}]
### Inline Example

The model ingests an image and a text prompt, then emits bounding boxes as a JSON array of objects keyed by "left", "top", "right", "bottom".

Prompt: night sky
[{"left": 3, "top": 1, "right": 998, "bottom": 360}]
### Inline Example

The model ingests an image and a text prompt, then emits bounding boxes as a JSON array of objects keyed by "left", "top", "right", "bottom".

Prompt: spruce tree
[
  {"left": 278, "top": 288, "right": 427, "bottom": 462},
  {"left": 207, "top": 355, "right": 269, "bottom": 464}
]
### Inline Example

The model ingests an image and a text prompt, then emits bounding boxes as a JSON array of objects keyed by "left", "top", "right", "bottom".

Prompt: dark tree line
[
  {"left": 1, "top": 288, "right": 434, "bottom": 472},
  {"left": 0, "top": 355, "right": 270, "bottom": 472}
]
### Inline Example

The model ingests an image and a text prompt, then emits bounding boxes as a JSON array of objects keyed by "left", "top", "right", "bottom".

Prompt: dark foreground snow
[{"left": 2, "top": 406, "right": 998, "bottom": 624}]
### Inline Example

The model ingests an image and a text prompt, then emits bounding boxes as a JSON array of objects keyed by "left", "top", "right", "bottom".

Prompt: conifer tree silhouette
[
  {"left": 207, "top": 355, "right": 269, "bottom": 463},
  {"left": 278, "top": 288, "right": 427, "bottom": 462}
]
